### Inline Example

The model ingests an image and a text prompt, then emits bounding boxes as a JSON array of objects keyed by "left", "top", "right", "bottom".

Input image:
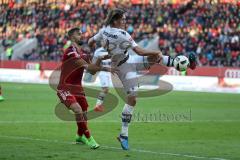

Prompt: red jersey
[{"left": 57, "top": 45, "right": 90, "bottom": 95}]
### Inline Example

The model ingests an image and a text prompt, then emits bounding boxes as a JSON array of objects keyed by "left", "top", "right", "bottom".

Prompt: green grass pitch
[{"left": 0, "top": 82, "right": 239, "bottom": 160}]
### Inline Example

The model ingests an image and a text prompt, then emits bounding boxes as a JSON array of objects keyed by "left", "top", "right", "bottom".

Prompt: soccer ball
[{"left": 173, "top": 55, "right": 189, "bottom": 71}]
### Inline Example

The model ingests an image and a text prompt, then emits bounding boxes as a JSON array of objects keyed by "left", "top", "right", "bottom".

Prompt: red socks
[{"left": 76, "top": 121, "right": 90, "bottom": 138}]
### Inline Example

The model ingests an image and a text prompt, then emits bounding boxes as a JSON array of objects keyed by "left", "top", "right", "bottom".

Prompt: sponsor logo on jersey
[{"left": 103, "top": 31, "right": 118, "bottom": 39}]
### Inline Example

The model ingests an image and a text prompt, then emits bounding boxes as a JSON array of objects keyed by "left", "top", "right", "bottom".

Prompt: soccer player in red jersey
[
  {"left": 0, "top": 85, "right": 4, "bottom": 101},
  {"left": 57, "top": 27, "right": 115, "bottom": 149}
]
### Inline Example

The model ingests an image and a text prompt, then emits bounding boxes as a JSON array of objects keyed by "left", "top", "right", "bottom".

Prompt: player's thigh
[
  {"left": 117, "top": 62, "right": 138, "bottom": 95},
  {"left": 57, "top": 90, "right": 77, "bottom": 108},
  {"left": 75, "top": 96, "right": 89, "bottom": 112},
  {"left": 129, "top": 54, "right": 150, "bottom": 71}
]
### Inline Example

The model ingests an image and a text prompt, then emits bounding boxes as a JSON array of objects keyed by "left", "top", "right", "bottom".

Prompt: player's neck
[
  {"left": 110, "top": 25, "right": 125, "bottom": 30},
  {"left": 110, "top": 24, "right": 119, "bottom": 29},
  {"left": 72, "top": 42, "right": 82, "bottom": 51}
]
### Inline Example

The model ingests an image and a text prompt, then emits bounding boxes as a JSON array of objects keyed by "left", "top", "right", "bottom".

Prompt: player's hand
[
  {"left": 154, "top": 50, "right": 162, "bottom": 59},
  {"left": 158, "top": 50, "right": 163, "bottom": 57}
]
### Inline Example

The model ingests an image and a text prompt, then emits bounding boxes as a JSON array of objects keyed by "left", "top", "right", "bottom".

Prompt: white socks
[
  {"left": 96, "top": 92, "right": 106, "bottom": 106},
  {"left": 121, "top": 104, "right": 134, "bottom": 137},
  {"left": 162, "top": 55, "right": 174, "bottom": 67}
]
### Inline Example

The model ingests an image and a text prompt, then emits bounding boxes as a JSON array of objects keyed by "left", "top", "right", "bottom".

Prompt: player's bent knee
[
  {"left": 70, "top": 103, "right": 83, "bottom": 114},
  {"left": 103, "top": 87, "right": 109, "bottom": 94}
]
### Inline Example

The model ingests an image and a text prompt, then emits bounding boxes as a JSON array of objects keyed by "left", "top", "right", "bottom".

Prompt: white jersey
[{"left": 93, "top": 26, "right": 138, "bottom": 66}]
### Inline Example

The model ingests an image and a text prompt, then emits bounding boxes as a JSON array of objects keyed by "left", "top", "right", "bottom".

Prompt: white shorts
[
  {"left": 99, "top": 71, "right": 111, "bottom": 88},
  {"left": 115, "top": 54, "right": 150, "bottom": 95},
  {"left": 116, "top": 62, "right": 137, "bottom": 95},
  {"left": 112, "top": 54, "right": 150, "bottom": 96},
  {"left": 128, "top": 54, "right": 150, "bottom": 71}
]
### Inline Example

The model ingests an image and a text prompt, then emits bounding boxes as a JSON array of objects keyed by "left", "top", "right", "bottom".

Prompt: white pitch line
[
  {"left": 0, "top": 120, "right": 240, "bottom": 124},
  {"left": 0, "top": 121, "right": 67, "bottom": 124},
  {"left": 0, "top": 135, "right": 229, "bottom": 160}
]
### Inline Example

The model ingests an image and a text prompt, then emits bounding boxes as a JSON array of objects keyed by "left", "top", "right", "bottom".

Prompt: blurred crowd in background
[{"left": 0, "top": 0, "right": 239, "bottom": 67}]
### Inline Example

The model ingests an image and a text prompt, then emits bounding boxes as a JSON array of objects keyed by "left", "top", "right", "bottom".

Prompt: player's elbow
[
  {"left": 87, "top": 38, "right": 92, "bottom": 46},
  {"left": 86, "top": 64, "right": 99, "bottom": 75},
  {"left": 88, "top": 38, "right": 95, "bottom": 48},
  {"left": 103, "top": 87, "right": 109, "bottom": 94}
]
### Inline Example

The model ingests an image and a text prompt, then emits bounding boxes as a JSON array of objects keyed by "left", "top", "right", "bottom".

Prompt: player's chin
[{"left": 121, "top": 25, "right": 126, "bottom": 30}]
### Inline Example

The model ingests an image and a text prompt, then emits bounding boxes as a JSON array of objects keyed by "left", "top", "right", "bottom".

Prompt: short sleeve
[
  {"left": 63, "top": 46, "right": 81, "bottom": 61},
  {"left": 66, "top": 51, "right": 79, "bottom": 58},
  {"left": 124, "top": 32, "right": 138, "bottom": 48}
]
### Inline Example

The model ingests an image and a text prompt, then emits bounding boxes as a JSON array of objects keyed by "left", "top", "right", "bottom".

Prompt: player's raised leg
[{"left": 147, "top": 53, "right": 197, "bottom": 70}]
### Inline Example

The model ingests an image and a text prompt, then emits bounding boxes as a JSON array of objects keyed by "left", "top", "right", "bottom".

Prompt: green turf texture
[{"left": 0, "top": 82, "right": 239, "bottom": 160}]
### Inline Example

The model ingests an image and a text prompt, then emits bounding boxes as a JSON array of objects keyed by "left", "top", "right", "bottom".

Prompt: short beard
[{"left": 78, "top": 40, "right": 84, "bottom": 46}]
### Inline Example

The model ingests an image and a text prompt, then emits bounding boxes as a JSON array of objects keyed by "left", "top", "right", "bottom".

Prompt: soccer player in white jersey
[
  {"left": 88, "top": 8, "right": 196, "bottom": 150},
  {"left": 93, "top": 47, "right": 111, "bottom": 112}
]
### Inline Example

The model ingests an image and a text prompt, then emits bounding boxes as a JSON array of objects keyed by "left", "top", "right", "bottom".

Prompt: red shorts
[{"left": 57, "top": 90, "right": 88, "bottom": 111}]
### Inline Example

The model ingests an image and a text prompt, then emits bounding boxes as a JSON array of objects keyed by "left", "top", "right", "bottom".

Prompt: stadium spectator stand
[{"left": 0, "top": 0, "right": 239, "bottom": 67}]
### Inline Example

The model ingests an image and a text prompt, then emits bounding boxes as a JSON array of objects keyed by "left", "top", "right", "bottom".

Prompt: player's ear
[{"left": 113, "top": 18, "right": 120, "bottom": 26}]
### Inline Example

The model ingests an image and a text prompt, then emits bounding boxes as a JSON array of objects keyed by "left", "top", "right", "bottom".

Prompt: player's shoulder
[
  {"left": 63, "top": 45, "right": 80, "bottom": 59},
  {"left": 117, "top": 28, "right": 128, "bottom": 36},
  {"left": 116, "top": 28, "right": 131, "bottom": 40},
  {"left": 64, "top": 45, "right": 77, "bottom": 54},
  {"left": 98, "top": 27, "right": 106, "bottom": 34}
]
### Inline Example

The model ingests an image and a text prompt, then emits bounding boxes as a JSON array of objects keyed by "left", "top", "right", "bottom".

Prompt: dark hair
[
  {"left": 104, "top": 8, "right": 126, "bottom": 26},
  {"left": 67, "top": 27, "right": 81, "bottom": 38}
]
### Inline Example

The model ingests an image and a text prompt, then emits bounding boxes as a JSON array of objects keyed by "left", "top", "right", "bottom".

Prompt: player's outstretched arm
[
  {"left": 91, "top": 55, "right": 117, "bottom": 75},
  {"left": 75, "top": 57, "right": 116, "bottom": 75},
  {"left": 94, "top": 55, "right": 112, "bottom": 67},
  {"left": 87, "top": 64, "right": 117, "bottom": 75},
  {"left": 133, "top": 46, "right": 162, "bottom": 57}
]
